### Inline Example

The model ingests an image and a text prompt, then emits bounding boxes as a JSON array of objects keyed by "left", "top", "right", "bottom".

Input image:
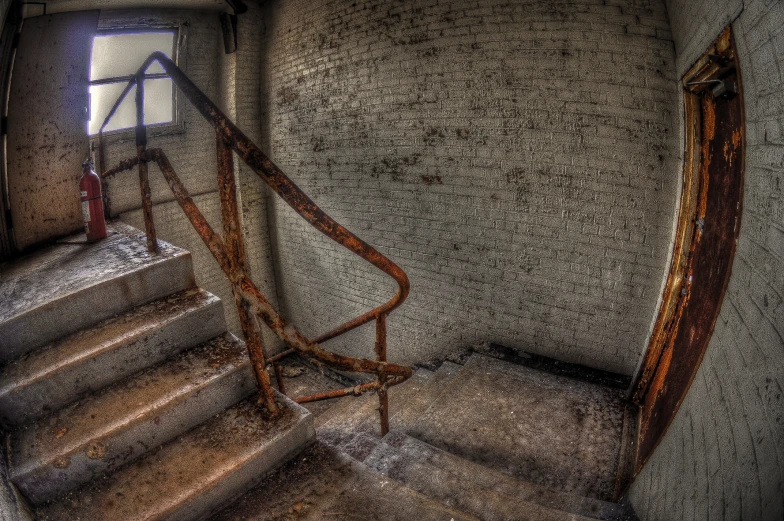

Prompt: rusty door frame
[
  {"left": 0, "top": 0, "right": 21, "bottom": 261},
  {"left": 631, "top": 27, "right": 744, "bottom": 472}
]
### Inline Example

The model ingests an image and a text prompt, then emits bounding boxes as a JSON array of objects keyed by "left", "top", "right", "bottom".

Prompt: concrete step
[
  {"left": 366, "top": 430, "right": 631, "bottom": 521},
  {"left": 0, "top": 288, "right": 226, "bottom": 428},
  {"left": 389, "top": 361, "right": 461, "bottom": 433},
  {"left": 408, "top": 354, "right": 629, "bottom": 501},
  {"left": 316, "top": 368, "right": 435, "bottom": 448},
  {"left": 335, "top": 362, "right": 462, "bottom": 462},
  {"left": 35, "top": 393, "right": 314, "bottom": 521},
  {"left": 363, "top": 432, "right": 600, "bottom": 521},
  {"left": 0, "top": 222, "right": 194, "bottom": 362},
  {"left": 268, "top": 361, "right": 344, "bottom": 418},
  {"left": 207, "top": 441, "right": 480, "bottom": 521},
  {"left": 8, "top": 333, "right": 256, "bottom": 505}
]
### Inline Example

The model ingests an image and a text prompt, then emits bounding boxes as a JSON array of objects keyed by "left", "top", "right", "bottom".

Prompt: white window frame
[{"left": 90, "top": 13, "right": 188, "bottom": 143}]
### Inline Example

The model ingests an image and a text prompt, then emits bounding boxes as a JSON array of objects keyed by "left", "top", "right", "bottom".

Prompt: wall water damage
[{"left": 259, "top": 0, "right": 681, "bottom": 374}]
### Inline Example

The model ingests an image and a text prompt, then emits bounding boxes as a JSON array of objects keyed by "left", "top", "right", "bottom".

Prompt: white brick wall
[
  {"left": 259, "top": 0, "right": 681, "bottom": 375},
  {"left": 629, "top": 0, "right": 784, "bottom": 519}
]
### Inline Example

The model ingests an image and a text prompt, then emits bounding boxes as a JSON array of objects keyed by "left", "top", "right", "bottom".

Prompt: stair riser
[
  {"left": 0, "top": 252, "right": 195, "bottom": 363},
  {"left": 14, "top": 363, "right": 257, "bottom": 505},
  {"left": 380, "top": 432, "right": 627, "bottom": 521},
  {"left": 0, "top": 298, "right": 225, "bottom": 428},
  {"left": 365, "top": 441, "right": 598, "bottom": 521}
]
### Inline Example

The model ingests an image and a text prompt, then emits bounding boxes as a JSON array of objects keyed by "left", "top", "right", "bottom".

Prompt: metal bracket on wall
[
  {"left": 683, "top": 33, "right": 738, "bottom": 99},
  {"left": 220, "top": 0, "right": 247, "bottom": 54}
]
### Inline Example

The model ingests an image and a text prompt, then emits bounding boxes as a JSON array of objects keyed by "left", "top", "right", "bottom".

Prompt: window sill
[{"left": 92, "top": 119, "right": 186, "bottom": 146}]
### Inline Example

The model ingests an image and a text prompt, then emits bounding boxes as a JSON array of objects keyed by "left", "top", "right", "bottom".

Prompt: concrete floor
[
  {"left": 220, "top": 352, "right": 637, "bottom": 520},
  {"left": 406, "top": 355, "right": 630, "bottom": 501}
]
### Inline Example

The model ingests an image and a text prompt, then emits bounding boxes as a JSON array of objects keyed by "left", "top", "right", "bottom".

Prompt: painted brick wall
[
  {"left": 259, "top": 0, "right": 680, "bottom": 375},
  {"left": 628, "top": 0, "right": 784, "bottom": 519}
]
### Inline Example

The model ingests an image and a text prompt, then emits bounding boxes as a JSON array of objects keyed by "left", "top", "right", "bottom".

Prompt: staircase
[
  {"left": 0, "top": 51, "right": 639, "bottom": 519},
  {"left": 0, "top": 223, "right": 640, "bottom": 520},
  {"left": 0, "top": 223, "right": 314, "bottom": 520},
  {"left": 210, "top": 354, "right": 640, "bottom": 521}
]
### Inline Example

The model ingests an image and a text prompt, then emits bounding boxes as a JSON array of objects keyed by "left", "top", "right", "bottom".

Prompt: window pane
[
  {"left": 90, "top": 32, "right": 174, "bottom": 80},
  {"left": 88, "top": 78, "right": 173, "bottom": 135}
]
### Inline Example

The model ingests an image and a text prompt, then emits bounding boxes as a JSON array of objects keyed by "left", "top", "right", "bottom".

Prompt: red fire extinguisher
[{"left": 80, "top": 157, "right": 107, "bottom": 242}]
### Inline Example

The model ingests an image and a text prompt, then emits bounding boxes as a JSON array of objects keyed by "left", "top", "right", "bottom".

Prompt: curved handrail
[
  {"left": 98, "top": 52, "right": 412, "bottom": 430},
  {"left": 99, "top": 52, "right": 409, "bottom": 339}
]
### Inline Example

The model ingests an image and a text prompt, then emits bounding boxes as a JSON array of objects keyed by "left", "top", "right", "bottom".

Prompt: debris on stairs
[{"left": 0, "top": 224, "right": 315, "bottom": 520}]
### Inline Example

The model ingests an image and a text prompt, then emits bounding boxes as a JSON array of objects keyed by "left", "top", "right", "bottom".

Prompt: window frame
[{"left": 89, "top": 15, "right": 188, "bottom": 143}]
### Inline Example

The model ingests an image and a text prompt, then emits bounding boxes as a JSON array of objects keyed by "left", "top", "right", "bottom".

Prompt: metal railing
[{"left": 98, "top": 52, "right": 412, "bottom": 433}]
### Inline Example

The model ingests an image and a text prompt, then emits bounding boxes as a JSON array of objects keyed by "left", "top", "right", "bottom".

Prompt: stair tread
[
  {"left": 0, "top": 288, "right": 225, "bottom": 426},
  {"left": 35, "top": 394, "right": 314, "bottom": 521},
  {"left": 408, "top": 353, "right": 628, "bottom": 501},
  {"left": 316, "top": 368, "right": 435, "bottom": 447},
  {"left": 9, "top": 333, "right": 256, "bottom": 504},
  {"left": 364, "top": 436, "right": 600, "bottom": 521},
  {"left": 207, "top": 441, "right": 480, "bottom": 521},
  {"left": 0, "top": 223, "right": 195, "bottom": 362},
  {"left": 0, "top": 222, "right": 185, "bottom": 323},
  {"left": 269, "top": 362, "right": 345, "bottom": 417},
  {"left": 370, "top": 430, "right": 630, "bottom": 521},
  {"left": 390, "top": 361, "right": 461, "bottom": 432}
]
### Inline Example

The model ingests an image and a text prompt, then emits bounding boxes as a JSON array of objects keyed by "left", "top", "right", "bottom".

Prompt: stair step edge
[
  {"left": 0, "top": 233, "right": 195, "bottom": 362},
  {"left": 380, "top": 430, "right": 629, "bottom": 521},
  {"left": 34, "top": 393, "right": 314, "bottom": 521},
  {"left": 0, "top": 289, "right": 226, "bottom": 428},
  {"left": 316, "top": 368, "right": 435, "bottom": 446},
  {"left": 365, "top": 438, "right": 600, "bottom": 521},
  {"left": 10, "top": 333, "right": 256, "bottom": 505},
  {"left": 389, "top": 360, "right": 462, "bottom": 431}
]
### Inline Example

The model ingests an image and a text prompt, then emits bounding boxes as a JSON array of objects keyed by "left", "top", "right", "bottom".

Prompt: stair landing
[
  {"left": 212, "top": 354, "right": 638, "bottom": 520},
  {"left": 409, "top": 354, "right": 630, "bottom": 501}
]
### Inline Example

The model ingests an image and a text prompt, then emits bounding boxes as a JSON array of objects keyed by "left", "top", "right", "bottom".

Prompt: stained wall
[{"left": 259, "top": 0, "right": 681, "bottom": 374}]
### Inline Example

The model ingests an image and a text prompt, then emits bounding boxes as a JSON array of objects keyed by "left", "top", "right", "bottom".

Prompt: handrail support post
[
  {"left": 375, "top": 313, "right": 390, "bottom": 436},
  {"left": 100, "top": 53, "right": 414, "bottom": 416},
  {"left": 217, "top": 130, "right": 279, "bottom": 415},
  {"left": 135, "top": 75, "right": 158, "bottom": 253}
]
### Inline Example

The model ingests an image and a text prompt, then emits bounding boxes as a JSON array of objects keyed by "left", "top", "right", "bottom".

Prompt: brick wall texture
[
  {"left": 628, "top": 0, "right": 784, "bottom": 519},
  {"left": 258, "top": 0, "right": 680, "bottom": 375}
]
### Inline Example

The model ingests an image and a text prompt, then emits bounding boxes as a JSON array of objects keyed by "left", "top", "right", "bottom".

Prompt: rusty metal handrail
[{"left": 98, "top": 52, "right": 411, "bottom": 432}]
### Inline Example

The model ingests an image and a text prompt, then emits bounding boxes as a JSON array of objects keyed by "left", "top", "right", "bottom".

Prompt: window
[{"left": 88, "top": 30, "right": 176, "bottom": 136}]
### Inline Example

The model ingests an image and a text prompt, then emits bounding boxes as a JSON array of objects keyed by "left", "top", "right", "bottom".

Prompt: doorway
[{"left": 632, "top": 27, "right": 745, "bottom": 471}]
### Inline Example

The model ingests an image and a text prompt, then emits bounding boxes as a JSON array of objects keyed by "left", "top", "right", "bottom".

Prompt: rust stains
[
  {"left": 635, "top": 26, "right": 744, "bottom": 473},
  {"left": 53, "top": 456, "right": 71, "bottom": 469},
  {"left": 87, "top": 441, "right": 108, "bottom": 460},
  {"left": 99, "top": 52, "right": 413, "bottom": 431}
]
